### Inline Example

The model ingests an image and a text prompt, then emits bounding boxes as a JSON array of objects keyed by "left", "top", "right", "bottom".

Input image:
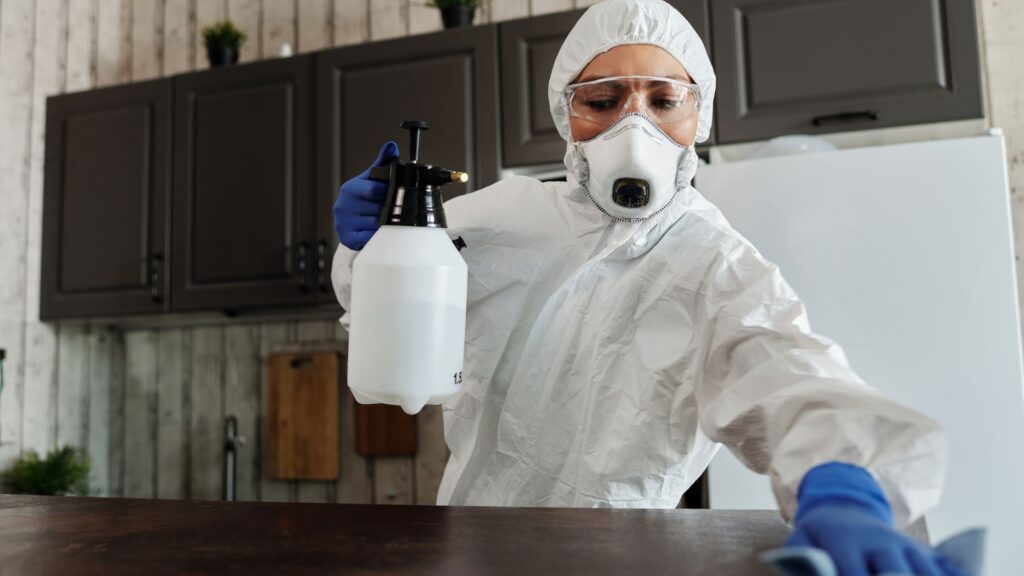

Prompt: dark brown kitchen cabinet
[
  {"left": 499, "top": 1, "right": 712, "bottom": 168},
  {"left": 315, "top": 24, "right": 500, "bottom": 303},
  {"left": 40, "top": 79, "right": 171, "bottom": 320},
  {"left": 172, "top": 55, "right": 316, "bottom": 311},
  {"left": 712, "top": 0, "right": 983, "bottom": 143}
]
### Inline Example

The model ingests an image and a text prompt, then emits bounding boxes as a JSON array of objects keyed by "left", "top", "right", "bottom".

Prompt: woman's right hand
[{"left": 334, "top": 141, "right": 400, "bottom": 250}]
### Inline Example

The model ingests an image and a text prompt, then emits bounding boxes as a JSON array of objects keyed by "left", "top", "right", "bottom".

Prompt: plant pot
[
  {"left": 207, "top": 45, "right": 240, "bottom": 68},
  {"left": 440, "top": 5, "right": 476, "bottom": 29}
]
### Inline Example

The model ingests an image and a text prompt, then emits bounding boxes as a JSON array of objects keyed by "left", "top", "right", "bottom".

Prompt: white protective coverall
[{"left": 332, "top": 0, "right": 946, "bottom": 527}]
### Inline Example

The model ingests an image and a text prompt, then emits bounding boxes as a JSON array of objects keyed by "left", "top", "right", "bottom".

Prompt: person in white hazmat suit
[{"left": 332, "top": 1, "right": 963, "bottom": 574}]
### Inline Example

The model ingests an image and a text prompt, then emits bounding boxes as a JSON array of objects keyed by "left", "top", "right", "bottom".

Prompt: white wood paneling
[
  {"left": 96, "top": 0, "right": 131, "bottom": 87},
  {"left": 489, "top": 0, "right": 528, "bottom": 22},
  {"left": 227, "top": 0, "right": 261, "bottom": 62},
  {"left": 408, "top": 1, "right": 442, "bottom": 35},
  {"left": 87, "top": 330, "right": 114, "bottom": 496},
  {"left": 0, "top": 0, "right": 37, "bottom": 469},
  {"left": 124, "top": 330, "right": 158, "bottom": 498},
  {"left": 335, "top": 322, "right": 372, "bottom": 504},
  {"left": 261, "top": 0, "right": 295, "bottom": 58},
  {"left": 20, "top": 0, "right": 68, "bottom": 459},
  {"left": 65, "top": 0, "right": 94, "bottom": 92},
  {"left": 156, "top": 329, "right": 189, "bottom": 499},
  {"left": 415, "top": 405, "right": 447, "bottom": 504},
  {"left": 333, "top": 0, "right": 368, "bottom": 46},
  {"left": 189, "top": 326, "right": 224, "bottom": 500},
  {"left": 56, "top": 325, "right": 90, "bottom": 450},
  {"left": 374, "top": 457, "right": 413, "bottom": 505},
  {"left": 163, "top": 0, "right": 193, "bottom": 75},
  {"left": 370, "top": 0, "right": 406, "bottom": 41},
  {"left": 131, "top": 0, "right": 164, "bottom": 81},
  {"left": 298, "top": 0, "right": 331, "bottom": 52},
  {"left": 224, "top": 325, "right": 260, "bottom": 501},
  {"left": 531, "top": 0, "right": 573, "bottom": 16}
]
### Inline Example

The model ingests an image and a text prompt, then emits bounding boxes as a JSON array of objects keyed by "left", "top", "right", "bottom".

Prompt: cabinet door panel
[
  {"left": 316, "top": 25, "right": 499, "bottom": 303},
  {"left": 499, "top": 1, "right": 713, "bottom": 168},
  {"left": 173, "top": 57, "right": 315, "bottom": 311},
  {"left": 41, "top": 79, "right": 170, "bottom": 319},
  {"left": 712, "top": 0, "right": 983, "bottom": 143}
]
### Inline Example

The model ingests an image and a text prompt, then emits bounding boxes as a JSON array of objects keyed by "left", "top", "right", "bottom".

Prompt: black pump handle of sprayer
[{"left": 366, "top": 120, "right": 427, "bottom": 181}]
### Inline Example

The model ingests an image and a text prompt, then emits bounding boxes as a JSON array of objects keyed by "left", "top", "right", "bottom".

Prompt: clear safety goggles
[{"left": 563, "top": 75, "right": 701, "bottom": 132}]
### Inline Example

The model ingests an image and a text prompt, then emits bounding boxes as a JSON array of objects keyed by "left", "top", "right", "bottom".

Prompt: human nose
[{"left": 621, "top": 92, "right": 645, "bottom": 115}]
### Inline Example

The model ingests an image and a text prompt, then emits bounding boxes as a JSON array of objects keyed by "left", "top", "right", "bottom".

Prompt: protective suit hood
[{"left": 548, "top": 0, "right": 716, "bottom": 200}]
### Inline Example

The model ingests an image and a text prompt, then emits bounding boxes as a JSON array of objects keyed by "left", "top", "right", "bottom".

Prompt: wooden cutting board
[{"left": 265, "top": 352, "right": 339, "bottom": 480}]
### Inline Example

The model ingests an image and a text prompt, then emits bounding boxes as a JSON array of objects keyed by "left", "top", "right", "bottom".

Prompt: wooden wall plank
[
  {"left": 258, "top": 322, "right": 295, "bottom": 502},
  {"left": 65, "top": 0, "right": 94, "bottom": 92},
  {"left": 189, "top": 326, "right": 224, "bottom": 500},
  {"left": 20, "top": 323, "right": 58, "bottom": 455},
  {"left": 124, "top": 330, "right": 158, "bottom": 498},
  {"left": 978, "top": 0, "right": 1024, "bottom": 314},
  {"left": 107, "top": 332, "right": 126, "bottom": 497},
  {"left": 260, "top": 0, "right": 295, "bottom": 58},
  {"left": 162, "top": 0, "right": 193, "bottom": 75},
  {"left": 414, "top": 404, "right": 447, "bottom": 504},
  {"left": 333, "top": 0, "right": 368, "bottom": 46},
  {"left": 574, "top": 0, "right": 600, "bottom": 8},
  {"left": 131, "top": 0, "right": 164, "bottom": 81},
  {"left": 531, "top": 0, "right": 573, "bottom": 16},
  {"left": 294, "top": 321, "right": 335, "bottom": 503},
  {"left": 56, "top": 325, "right": 90, "bottom": 450},
  {"left": 333, "top": 322, "right": 372, "bottom": 504},
  {"left": 0, "top": 0, "right": 37, "bottom": 469},
  {"left": 194, "top": 0, "right": 226, "bottom": 70},
  {"left": 373, "top": 457, "right": 413, "bottom": 504},
  {"left": 87, "top": 329, "right": 113, "bottom": 496},
  {"left": 370, "top": 0, "right": 406, "bottom": 41},
  {"left": 224, "top": 324, "right": 260, "bottom": 501},
  {"left": 489, "top": 0, "right": 528, "bottom": 22},
  {"left": 96, "top": 0, "right": 131, "bottom": 87},
  {"left": 156, "top": 329, "right": 189, "bottom": 499},
  {"left": 408, "top": 0, "right": 441, "bottom": 35},
  {"left": 297, "top": 0, "right": 331, "bottom": 52},
  {"left": 226, "top": 0, "right": 261, "bottom": 63},
  {"left": 20, "top": 0, "right": 68, "bottom": 460}
]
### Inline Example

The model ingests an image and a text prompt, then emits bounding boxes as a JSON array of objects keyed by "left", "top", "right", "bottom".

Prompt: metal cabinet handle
[
  {"left": 149, "top": 253, "right": 164, "bottom": 303},
  {"left": 317, "top": 239, "right": 330, "bottom": 292},
  {"left": 811, "top": 110, "right": 879, "bottom": 127},
  {"left": 296, "top": 242, "right": 310, "bottom": 293}
]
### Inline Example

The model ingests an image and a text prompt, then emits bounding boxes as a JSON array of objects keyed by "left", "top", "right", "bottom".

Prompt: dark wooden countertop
[{"left": 0, "top": 494, "right": 795, "bottom": 575}]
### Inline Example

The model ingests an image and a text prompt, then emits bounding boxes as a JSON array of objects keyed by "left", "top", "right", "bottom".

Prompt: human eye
[{"left": 585, "top": 97, "right": 620, "bottom": 111}]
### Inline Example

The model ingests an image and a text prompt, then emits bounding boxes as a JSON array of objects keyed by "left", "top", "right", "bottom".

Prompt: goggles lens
[{"left": 565, "top": 75, "right": 700, "bottom": 131}]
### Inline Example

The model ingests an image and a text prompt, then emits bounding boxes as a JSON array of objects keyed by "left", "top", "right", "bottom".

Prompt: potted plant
[
  {"left": 202, "top": 21, "right": 247, "bottom": 68},
  {"left": 2, "top": 445, "right": 90, "bottom": 496},
  {"left": 430, "top": 0, "right": 479, "bottom": 29}
]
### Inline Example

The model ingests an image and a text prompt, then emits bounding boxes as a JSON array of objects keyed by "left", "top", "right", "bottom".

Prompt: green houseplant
[
  {"left": 3, "top": 445, "right": 90, "bottom": 496},
  {"left": 202, "top": 20, "right": 247, "bottom": 68},
  {"left": 429, "top": 0, "right": 480, "bottom": 29}
]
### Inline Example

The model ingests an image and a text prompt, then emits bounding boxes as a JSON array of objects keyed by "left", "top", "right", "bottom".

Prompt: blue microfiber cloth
[{"left": 760, "top": 528, "right": 986, "bottom": 576}]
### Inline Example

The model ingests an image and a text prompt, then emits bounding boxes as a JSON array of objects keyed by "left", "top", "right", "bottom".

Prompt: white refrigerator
[{"left": 697, "top": 133, "right": 1024, "bottom": 575}]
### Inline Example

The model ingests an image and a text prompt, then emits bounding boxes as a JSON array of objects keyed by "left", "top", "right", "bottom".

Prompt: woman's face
[{"left": 568, "top": 44, "right": 698, "bottom": 146}]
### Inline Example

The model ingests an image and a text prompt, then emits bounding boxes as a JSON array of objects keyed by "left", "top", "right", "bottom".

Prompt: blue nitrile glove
[
  {"left": 787, "top": 462, "right": 966, "bottom": 576},
  {"left": 334, "top": 141, "right": 399, "bottom": 250}
]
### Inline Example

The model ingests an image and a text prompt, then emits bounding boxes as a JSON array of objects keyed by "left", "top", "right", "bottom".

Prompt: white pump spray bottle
[{"left": 347, "top": 121, "right": 469, "bottom": 415}]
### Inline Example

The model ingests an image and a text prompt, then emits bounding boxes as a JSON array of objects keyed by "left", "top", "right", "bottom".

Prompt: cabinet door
[
  {"left": 172, "top": 56, "right": 315, "bottom": 311},
  {"left": 41, "top": 79, "right": 171, "bottom": 320},
  {"left": 712, "top": 0, "right": 983, "bottom": 143},
  {"left": 499, "top": 1, "right": 713, "bottom": 168},
  {"left": 316, "top": 24, "right": 499, "bottom": 303}
]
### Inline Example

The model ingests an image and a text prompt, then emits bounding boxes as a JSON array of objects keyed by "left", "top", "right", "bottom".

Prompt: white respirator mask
[{"left": 574, "top": 113, "right": 690, "bottom": 221}]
